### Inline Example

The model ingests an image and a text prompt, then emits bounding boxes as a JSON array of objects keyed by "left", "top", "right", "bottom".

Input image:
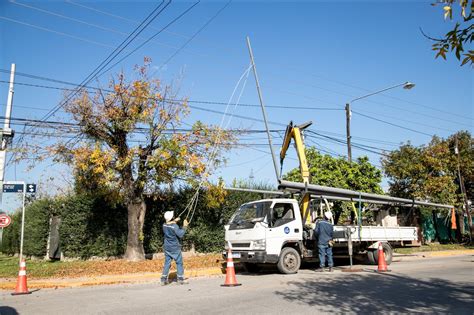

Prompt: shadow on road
[
  {"left": 0, "top": 306, "right": 19, "bottom": 315},
  {"left": 274, "top": 272, "right": 473, "bottom": 314}
]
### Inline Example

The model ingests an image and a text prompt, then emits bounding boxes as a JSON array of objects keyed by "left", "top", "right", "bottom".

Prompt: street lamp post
[{"left": 345, "top": 81, "right": 415, "bottom": 163}]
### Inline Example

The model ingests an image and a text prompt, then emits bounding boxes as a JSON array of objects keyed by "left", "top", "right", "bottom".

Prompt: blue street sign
[
  {"left": 3, "top": 184, "right": 24, "bottom": 193},
  {"left": 26, "top": 184, "right": 36, "bottom": 194}
]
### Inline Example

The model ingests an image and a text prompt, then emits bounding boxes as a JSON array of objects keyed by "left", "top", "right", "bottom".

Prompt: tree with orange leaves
[{"left": 54, "top": 59, "right": 235, "bottom": 261}]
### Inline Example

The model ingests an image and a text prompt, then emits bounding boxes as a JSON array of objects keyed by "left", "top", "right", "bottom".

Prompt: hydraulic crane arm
[
  {"left": 280, "top": 121, "right": 312, "bottom": 184},
  {"left": 279, "top": 121, "right": 313, "bottom": 225}
]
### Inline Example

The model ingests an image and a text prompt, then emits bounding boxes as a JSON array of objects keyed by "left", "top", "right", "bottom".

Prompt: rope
[{"left": 178, "top": 64, "right": 253, "bottom": 223}]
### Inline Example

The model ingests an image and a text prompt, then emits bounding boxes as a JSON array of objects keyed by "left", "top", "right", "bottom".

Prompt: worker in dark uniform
[
  {"left": 315, "top": 211, "right": 334, "bottom": 272},
  {"left": 161, "top": 211, "right": 188, "bottom": 285}
]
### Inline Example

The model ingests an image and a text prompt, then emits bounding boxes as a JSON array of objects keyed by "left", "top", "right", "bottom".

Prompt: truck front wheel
[{"left": 277, "top": 247, "right": 301, "bottom": 274}]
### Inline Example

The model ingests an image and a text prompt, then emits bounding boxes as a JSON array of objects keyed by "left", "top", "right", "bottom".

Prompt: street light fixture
[{"left": 345, "top": 81, "right": 415, "bottom": 162}]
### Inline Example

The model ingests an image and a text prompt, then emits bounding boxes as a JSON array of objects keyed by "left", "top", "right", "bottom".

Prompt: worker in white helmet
[{"left": 161, "top": 211, "right": 189, "bottom": 285}]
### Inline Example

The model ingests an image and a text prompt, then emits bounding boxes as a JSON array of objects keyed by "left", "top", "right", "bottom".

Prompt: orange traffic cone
[
  {"left": 221, "top": 248, "right": 241, "bottom": 287},
  {"left": 451, "top": 208, "right": 457, "bottom": 230},
  {"left": 376, "top": 242, "right": 389, "bottom": 273},
  {"left": 12, "top": 260, "right": 31, "bottom": 295}
]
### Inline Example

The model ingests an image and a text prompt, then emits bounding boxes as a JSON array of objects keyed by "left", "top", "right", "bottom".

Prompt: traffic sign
[
  {"left": 26, "top": 184, "right": 36, "bottom": 193},
  {"left": 0, "top": 214, "right": 11, "bottom": 228},
  {"left": 3, "top": 183, "right": 24, "bottom": 193}
]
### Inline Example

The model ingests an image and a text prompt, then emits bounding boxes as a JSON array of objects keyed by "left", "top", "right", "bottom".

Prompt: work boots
[{"left": 178, "top": 278, "right": 188, "bottom": 285}]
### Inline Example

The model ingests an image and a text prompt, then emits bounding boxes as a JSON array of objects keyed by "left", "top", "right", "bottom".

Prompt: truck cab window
[{"left": 271, "top": 203, "right": 295, "bottom": 227}]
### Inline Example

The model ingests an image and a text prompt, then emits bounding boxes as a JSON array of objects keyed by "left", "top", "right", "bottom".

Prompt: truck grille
[{"left": 232, "top": 242, "right": 250, "bottom": 248}]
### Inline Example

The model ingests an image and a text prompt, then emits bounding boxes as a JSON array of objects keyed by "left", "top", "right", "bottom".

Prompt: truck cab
[{"left": 224, "top": 198, "right": 305, "bottom": 274}]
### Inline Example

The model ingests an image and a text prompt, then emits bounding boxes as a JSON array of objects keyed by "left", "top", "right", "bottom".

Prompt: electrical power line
[
  {"left": 0, "top": 79, "right": 342, "bottom": 111},
  {"left": 97, "top": 1, "right": 201, "bottom": 77},
  {"left": 351, "top": 110, "right": 434, "bottom": 137},
  {"left": 0, "top": 16, "right": 120, "bottom": 49},
  {"left": 152, "top": 0, "right": 231, "bottom": 74},
  {"left": 66, "top": 0, "right": 190, "bottom": 40},
  {"left": 5, "top": 1, "right": 172, "bottom": 167},
  {"left": 10, "top": 0, "right": 200, "bottom": 55}
]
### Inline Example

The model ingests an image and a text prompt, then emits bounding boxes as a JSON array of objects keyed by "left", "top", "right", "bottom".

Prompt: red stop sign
[{"left": 0, "top": 214, "right": 11, "bottom": 228}]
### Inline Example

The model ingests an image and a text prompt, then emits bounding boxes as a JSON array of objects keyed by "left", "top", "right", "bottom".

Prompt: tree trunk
[{"left": 124, "top": 200, "right": 147, "bottom": 261}]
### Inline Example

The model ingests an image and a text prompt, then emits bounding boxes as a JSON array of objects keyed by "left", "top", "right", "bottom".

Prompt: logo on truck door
[{"left": 284, "top": 226, "right": 290, "bottom": 234}]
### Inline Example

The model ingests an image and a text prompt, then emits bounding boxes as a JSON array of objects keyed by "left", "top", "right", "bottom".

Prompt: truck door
[{"left": 265, "top": 202, "right": 301, "bottom": 256}]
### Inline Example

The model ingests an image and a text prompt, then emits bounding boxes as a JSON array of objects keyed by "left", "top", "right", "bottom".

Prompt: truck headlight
[{"left": 253, "top": 239, "right": 266, "bottom": 250}]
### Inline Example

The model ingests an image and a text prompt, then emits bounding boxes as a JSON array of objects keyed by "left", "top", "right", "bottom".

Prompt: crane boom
[{"left": 279, "top": 121, "right": 313, "bottom": 224}]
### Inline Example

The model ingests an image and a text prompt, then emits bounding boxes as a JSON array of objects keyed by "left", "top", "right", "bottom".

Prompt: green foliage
[
  {"left": 59, "top": 194, "right": 127, "bottom": 258},
  {"left": 382, "top": 131, "right": 473, "bottom": 207},
  {"left": 186, "top": 225, "right": 224, "bottom": 253},
  {"left": 283, "top": 148, "right": 383, "bottom": 193},
  {"left": 430, "top": 0, "right": 474, "bottom": 66},
  {"left": 0, "top": 199, "right": 55, "bottom": 257},
  {"left": 283, "top": 148, "right": 383, "bottom": 224},
  {"left": 23, "top": 199, "right": 55, "bottom": 257},
  {"left": 0, "top": 211, "right": 21, "bottom": 255}
]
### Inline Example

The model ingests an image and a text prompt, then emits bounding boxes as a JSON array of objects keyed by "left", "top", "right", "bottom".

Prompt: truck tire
[
  {"left": 277, "top": 247, "right": 301, "bottom": 274},
  {"left": 243, "top": 263, "right": 261, "bottom": 273},
  {"left": 373, "top": 242, "right": 393, "bottom": 265},
  {"left": 367, "top": 250, "right": 376, "bottom": 265}
]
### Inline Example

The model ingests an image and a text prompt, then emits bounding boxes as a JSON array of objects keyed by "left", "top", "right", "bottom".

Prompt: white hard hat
[
  {"left": 324, "top": 211, "right": 333, "bottom": 220},
  {"left": 164, "top": 211, "right": 174, "bottom": 222}
]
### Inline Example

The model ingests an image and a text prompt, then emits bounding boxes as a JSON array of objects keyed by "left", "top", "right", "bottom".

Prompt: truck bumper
[{"left": 222, "top": 250, "right": 279, "bottom": 264}]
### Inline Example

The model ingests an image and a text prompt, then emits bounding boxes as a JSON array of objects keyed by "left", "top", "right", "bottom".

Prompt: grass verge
[
  {"left": 0, "top": 253, "right": 223, "bottom": 279},
  {"left": 394, "top": 243, "right": 474, "bottom": 254}
]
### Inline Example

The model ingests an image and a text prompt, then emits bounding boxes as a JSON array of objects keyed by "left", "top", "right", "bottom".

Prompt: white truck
[
  {"left": 223, "top": 121, "right": 452, "bottom": 273},
  {"left": 224, "top": 197, "right": 419, "bottom": 273}
]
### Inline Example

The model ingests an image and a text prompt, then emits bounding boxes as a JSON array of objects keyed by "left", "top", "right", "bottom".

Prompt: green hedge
[
  {"left": 0, "top": 211, "right": 21, "bottom": 255},
  {"left": 59, "top": 194, "right": 127, "bottom": 258},
  {"left": 0, "top": 198, "right": 54, "bottom": 257}
]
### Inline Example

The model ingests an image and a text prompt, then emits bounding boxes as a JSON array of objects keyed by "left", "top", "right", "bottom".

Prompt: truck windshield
[{"left": 229, "top": 201, "right": 272, "bottom": 226}]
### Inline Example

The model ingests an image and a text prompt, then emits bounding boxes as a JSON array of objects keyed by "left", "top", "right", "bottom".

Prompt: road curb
[{"left": 0, "top": 267, "right": 224, "bottom": 290}]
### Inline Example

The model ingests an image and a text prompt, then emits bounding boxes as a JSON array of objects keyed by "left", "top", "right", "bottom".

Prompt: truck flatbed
[{"left": 333, "top": 225, "right": 418, "bottom": 242}]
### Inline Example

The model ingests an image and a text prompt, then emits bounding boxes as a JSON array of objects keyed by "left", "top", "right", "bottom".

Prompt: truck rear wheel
[
  {"left": 277, "top": 247, "right": 301, "bottom": 274},
  {"left": 373, "top": 243, "right": 393, "bottom": 265}
]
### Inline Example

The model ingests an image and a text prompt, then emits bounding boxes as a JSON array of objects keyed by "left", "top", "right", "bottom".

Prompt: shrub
[{"left": 59, "top": 194, "right": 127, "bottom": 258}]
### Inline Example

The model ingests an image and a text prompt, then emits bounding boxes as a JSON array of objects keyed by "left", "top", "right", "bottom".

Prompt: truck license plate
[{"left": 232, "top": 252, "right": 241, "bottom": 258}]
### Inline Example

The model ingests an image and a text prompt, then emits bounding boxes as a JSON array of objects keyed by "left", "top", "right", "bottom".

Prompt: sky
[{"left": 0, "top": 0, "right": 472, "bottom": 212}]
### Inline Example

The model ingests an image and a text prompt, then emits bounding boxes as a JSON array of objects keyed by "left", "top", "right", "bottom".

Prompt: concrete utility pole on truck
[{"left": 224, "top": 121, "right": 454, "bottom": 274}]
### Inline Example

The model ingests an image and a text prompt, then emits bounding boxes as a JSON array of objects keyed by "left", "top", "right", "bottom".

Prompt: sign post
[{"left": 3, "top": 181, "right": 27, "bottom": 263}]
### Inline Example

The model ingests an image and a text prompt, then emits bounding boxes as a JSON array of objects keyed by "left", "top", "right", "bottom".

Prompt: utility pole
[
  {"left": 0, "top": 63, "right": 16, "bottom": 208},
  {"left": 455, "top": 135, "right": 472, "bottom": 241},
  {"left": 345, "top": 103, "right": 352, "bottom": 163},
  {"left": 344, "top": 82, "right": 415, "bottom": 163},
  {"left": 0, "top": 64, "right": 16, "bottom": 245},
  {"left": 246, "top": 36, "right": 280, "bottom": 181}
]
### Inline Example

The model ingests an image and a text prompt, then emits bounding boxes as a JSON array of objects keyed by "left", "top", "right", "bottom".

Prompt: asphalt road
[{"left": 1, "top": 255, "right": 473, "bottom": 314}]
